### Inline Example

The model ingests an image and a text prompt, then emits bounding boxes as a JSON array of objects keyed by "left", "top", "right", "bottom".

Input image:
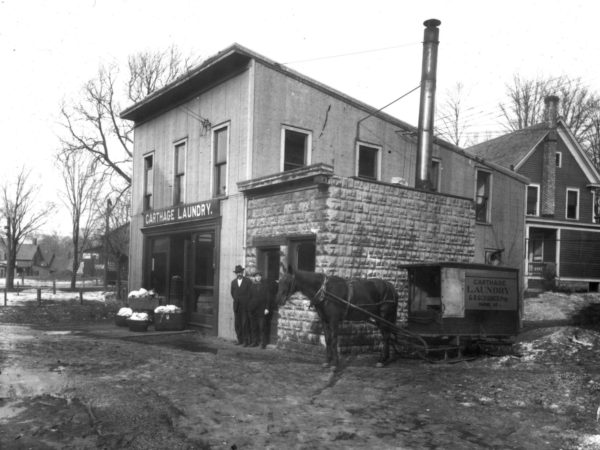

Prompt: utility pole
[{"left": 104, "top": 198, "right": 112, "bottom": 289}]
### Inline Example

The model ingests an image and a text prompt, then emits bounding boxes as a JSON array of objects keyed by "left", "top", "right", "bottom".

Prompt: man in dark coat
[
  {"left": 230, "top": 265, "right": 252, "bottom": 345},
  {"left": 248, "top": 271, "right": 273, "bottom": 348}
]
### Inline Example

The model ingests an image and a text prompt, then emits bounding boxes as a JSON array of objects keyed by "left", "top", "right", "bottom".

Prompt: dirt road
[
  {"left": 2, "top": 293, "right": 600, "bottom": 449},
  {"left": 1, "top": 320, "right": 600, "bottom": 449}
]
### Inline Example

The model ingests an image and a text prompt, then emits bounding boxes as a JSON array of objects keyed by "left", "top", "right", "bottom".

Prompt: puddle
[
  {"left": 0, "top": 366, "right": 71, "bottom": 399},
  {"left": 0, "top": 399, "right": 26, "bottom": 421}
]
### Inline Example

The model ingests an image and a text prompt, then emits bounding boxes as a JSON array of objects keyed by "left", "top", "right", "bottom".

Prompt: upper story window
[
  {"left": 213, "top": 125, "right": 229, "bottom": 197},
  {"left": 566, "top": 188, "right": 579, "bottom": 220},
  {"left": 356, "top": 143, "right": 381, "bottom": 181},
  {"left": 282, "top": 126, "right": 311, "bottom": 171},
  {"left": 526, "top": 184, "right": 540, "bottom": 216},
  {"left": 173, "top": 141, "right": 186, "bottom": 205},
  {"left": 143, "top": 153, "right": 154, "bottom": 211},
  {"left": 431, "top": 159, "right": 441, "bottom": 192},
  {"left": 556, "top": 152, "right": 562, "bottom": 168},
  {"left": 594, "top": 191, "right": 600, "bottom": 224},
  {"left": 475, "top": 170, "right": 492, "bottom": 223}
]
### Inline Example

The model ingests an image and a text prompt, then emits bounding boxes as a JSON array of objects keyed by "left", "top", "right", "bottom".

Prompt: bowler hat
[{"left": 234, "top": 265, "right": 245, "bottom": 274}]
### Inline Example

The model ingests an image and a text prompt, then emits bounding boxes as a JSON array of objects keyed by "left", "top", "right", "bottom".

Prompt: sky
[{"left": 1, "top": 0, "right": 599, "bottom": 235}]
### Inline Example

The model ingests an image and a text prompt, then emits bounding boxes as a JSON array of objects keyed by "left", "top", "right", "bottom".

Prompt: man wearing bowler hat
[{"left": 230, "top": 265, "right": 252, "bottom": 345}]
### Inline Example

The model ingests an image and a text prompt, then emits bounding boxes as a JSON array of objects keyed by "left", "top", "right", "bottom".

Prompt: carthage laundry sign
[{"left": 143, "top": 200, "right": 220, "bottom": 227}]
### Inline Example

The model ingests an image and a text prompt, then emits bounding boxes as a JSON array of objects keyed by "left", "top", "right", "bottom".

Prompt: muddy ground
[{"left": 2, "top": 293, "right": 600, "bottom": 449}]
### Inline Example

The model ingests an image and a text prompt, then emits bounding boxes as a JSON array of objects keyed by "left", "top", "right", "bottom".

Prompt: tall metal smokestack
[{"left": 415, "top": 19, "right": 441, "bottom": 191}]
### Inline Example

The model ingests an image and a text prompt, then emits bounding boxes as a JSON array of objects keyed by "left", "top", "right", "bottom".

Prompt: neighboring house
[
  {"left": 83, "top": 223, "right": 130, "bottom": 286},
  {"left": 468, "top": 96, "right": 600, "bottom": 291},
  {"left": 0, "top": 240, "right": 47, "bottom": 278},
  {"left": 120, "top": 43, "right": 527, "bottom": 339}
]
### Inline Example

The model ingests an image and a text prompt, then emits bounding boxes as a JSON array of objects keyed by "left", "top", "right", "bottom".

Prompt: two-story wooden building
[
  {"left": 121, "top": 43, "right": 527, "bottom": 340},
  {"left": 468, "top": 96, "right": 600, "bottom": 291}
]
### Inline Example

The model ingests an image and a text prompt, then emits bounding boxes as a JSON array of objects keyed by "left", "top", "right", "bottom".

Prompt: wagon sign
[{"left": 464, "top": 270, "right": 518, "bottom": 310}]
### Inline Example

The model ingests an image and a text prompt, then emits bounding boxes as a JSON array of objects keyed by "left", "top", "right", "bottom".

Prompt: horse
[{"left": 276, "top": 267, "right": 399, "bottom": 368}]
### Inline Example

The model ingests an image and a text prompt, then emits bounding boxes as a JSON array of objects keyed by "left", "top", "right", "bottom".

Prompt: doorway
[{"left": 185, "top": 231, "right": 218, "bottom": 332}]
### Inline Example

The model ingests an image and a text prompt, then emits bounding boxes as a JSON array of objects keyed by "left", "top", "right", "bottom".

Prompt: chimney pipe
[
  {"left": 545, "top": 95, "right": 559, "bottom": 128},
  {"left": 541, "top": 95, "right": 559, "bottom": 216},
  {"left": 415, "top": 19, "right": 441, "bottom": 191}
]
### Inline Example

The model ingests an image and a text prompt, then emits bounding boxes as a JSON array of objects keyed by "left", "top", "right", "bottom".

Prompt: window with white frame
[
  {"left": 431, "top": 159, "right": 441, "bottom": 192},
  {"left": 356, "top": 143, "right": 380, "bottom": 180},
  {"left": 173, "top": 141, "right": 186, "bottom": 205},
  {"left": 556, "top": 152, "right": 562, "bottom": 168},
  {"left": 282, "top": 126, "right": 311, "bottom": 171},
  {"left": 566, "top": 188, "right": 579, "bottom": 220},
  {"left": 475, "top": 170, "right": 492, "bottom": 223},
  {"left": 526, "top": 184, "right": 540, "bottom": 216},
  {"left": 143, "top": 153, "right": 154, "bottom": 211},
  {"left": 594, "top": 191, "right": 600, "bottom": 224},
  {"left": 213, "top": 125, "right": 228, "bottom": 197}
]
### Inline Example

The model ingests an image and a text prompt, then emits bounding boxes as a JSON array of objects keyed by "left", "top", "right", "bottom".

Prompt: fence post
[
  {"left": 16, "top": 282, "right": 19, "bottom": 296},
  {"left": 53, "top": 279, "right": 56, "bottom": 295},
  {"left": 3, "top": 289, "right": 6, "bottom": 306},
  {"left": 80, "top": 290, "right": 83, "bottom": 305},
  {"left": 37, "top": 288, "right": 41, "bottom": 306}
]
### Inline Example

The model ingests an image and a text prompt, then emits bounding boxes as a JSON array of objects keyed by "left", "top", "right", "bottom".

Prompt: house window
[
  {"left": 431, "top": 159, "right": 441, "bottom": 192},
  {"left": 173, "top": 141, "right": 186, "bottom": 205},
  {"left": 289, "top": 238, "right": 316, "bottom": 272},
  {"left": 556, "top": 152, "right": 562, "bottom": 168},
  {"left": 356, "top": 143, "right": 380, "bottom": 180},
  {"left": 282, "top": 126, "right": 311, "bottom": 171},
  {"left": 213, "top": 125, "right": 228, "bottom": 197},
  {"left": 526, "top": 184, "right": 540, "bottom": 216},
  {"left": 566, "top": 188, "right": 579, "bottom": 220},
  {"left": 594, "top": 191, "right": 600, "bottom": 224},
  {"left": 475, "top": 170, "right": 492, "bottom": 223},
  {"left": 143, "top": 153, "right": 154, "bottom": 211}
]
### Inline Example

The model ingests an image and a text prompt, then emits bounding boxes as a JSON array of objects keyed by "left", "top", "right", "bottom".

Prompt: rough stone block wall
[{"left": 245, "top": 176, "right": 475, "bottom": 355}]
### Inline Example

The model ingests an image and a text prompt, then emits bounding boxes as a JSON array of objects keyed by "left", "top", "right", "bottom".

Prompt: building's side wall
[
  {"left": 244, "top": 176, "right": 475, "bottom": 353},
  {"left": 129, "top": 71, "right": 251, "bottom": 340},
  {"left": 474, "top": 168, "right": 526, "bottom": 271},
  {"left": 252, "top": 62, "right": 419, "bottom": 184}
]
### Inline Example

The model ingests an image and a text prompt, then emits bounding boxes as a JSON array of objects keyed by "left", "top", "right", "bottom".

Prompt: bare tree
[
  {"left": 58, "top": 45, "right": 197, "bottom": 192},
  {"left": 584, "top": 112, "right": 600, "bottom": 169},
  {"left": 436, "top": 82, "right": 469, "bottom": 146},
  {"left": 499, "top": 74, "right": 551, "bottom": 132},
  {"left": 56, "top": 151, "right": 103, "bottom": 289},
  {"left": 500, "top": 75, "right": 600, "bottom": 169},
  {"left": 0, "top": 168, "right": 53, "bottom": 289},
  {"left": 106, "top": 197, "right": 130, "bottom": 296},
  {"left": 500, "top": 75, "right": 600, "bottom": 137}
]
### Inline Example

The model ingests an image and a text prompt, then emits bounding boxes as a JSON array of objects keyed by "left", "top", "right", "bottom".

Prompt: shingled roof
[{"left": 467, "top": 123, "right": 550, "bottom": 169}]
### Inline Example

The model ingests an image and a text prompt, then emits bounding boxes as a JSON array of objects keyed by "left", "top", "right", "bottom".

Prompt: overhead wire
[{"left": 281, "top": 42, "right": 420, "bottom": 66}]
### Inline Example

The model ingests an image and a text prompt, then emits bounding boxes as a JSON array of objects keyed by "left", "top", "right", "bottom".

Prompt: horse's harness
[{"left": 312, "top": 274, "right": 395, "bottom": 318}]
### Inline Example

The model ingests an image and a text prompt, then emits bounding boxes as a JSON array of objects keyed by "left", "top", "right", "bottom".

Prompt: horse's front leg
[
  {"left": 317, "top": 308, "right": 334, "bottom": 368},
  {"left": 321, "top": 321, "right": 334, "bottom": 368},
  {"left": 377, "top": 327, "right": 391, "bottom": 368},
  {"left": 330, "top": 320, "right": 340, "bottom": 368}
]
